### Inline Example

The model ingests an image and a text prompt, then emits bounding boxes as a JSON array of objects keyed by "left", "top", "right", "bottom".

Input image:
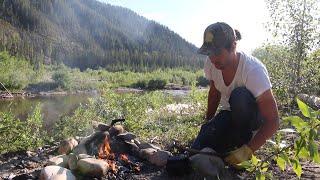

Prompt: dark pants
[{"left": 191, "top": 87, "right": 263, "bottom": 154}]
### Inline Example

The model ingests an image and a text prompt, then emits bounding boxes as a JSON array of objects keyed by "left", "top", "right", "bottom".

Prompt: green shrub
[
  {"left": 0, "top": 51, "right": 35, "bottom": 90},
  {"left": 0, "top": 104, "right": 46, "bottom": 154},
  {"left": 147, "top": 79, "right": 167, "bottom": 90},
  {"left": 52, "top": 69, "right": 71, "bottom": 90},
  {"left": 240, "top": 98, "right": 320, "bottom": 179},
  {"left": 131, "top": 80, "right": 148, "bottom": 89},
  {"left": 196, "top": 76, "right": 210, "bottom": 87},
  {"left": 53, "top": 105, "right": 98, "bottom": 140},
  {"left": 52, "top": 88, "right": 207, "bottom": 146}
]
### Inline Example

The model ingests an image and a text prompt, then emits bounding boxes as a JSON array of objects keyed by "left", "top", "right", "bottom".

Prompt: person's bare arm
[
  {"left": 248, "top": 89, "right": 279, "bottom": 152},
  {"left": 206, "top": 80, "right": 221, "bottom": 121}
]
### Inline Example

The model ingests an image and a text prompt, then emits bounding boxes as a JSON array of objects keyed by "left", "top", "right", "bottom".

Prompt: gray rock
[
  {"left": 136, "top": 142, "right": 161, "bottom": 150},
  {"left": 148, "top": 150, "right": 172, "bottom": 166},
  {"left": 189, "top": 147, "right": 224, "bottom": 178},
  {"left": 77, "top": 158, "right": 109, "bottom": 177},
  {"left": 73, "top": 131, "right": 109, "bottom": 156},
  {"left": 138, "top": 148, "right": 157, "bottom": 160},
  {"left": 67, "top": 153, "right": 78, "bottom": 171},
  {"left": 39, "top": 165, "right": 76, "bottom": 180},
  {"left": 124, "top": 140, "right": 140, "bottom": 156},
  {"left": 116, "top": 132, "right": 136, "bottom": 141},
  {"left": 26, "top": 151, "right": 37, "bottom": 157},
  {"left": 77, "top": 154, "right": 94, "bottom": 159},
  {"left": 109, "top": 125, "right": 125, "bottom": 137},
  {"left": 110, "top": 139, "right": 130, "bottom": 154},
  {"left": 92, "top": 121, "right": 110, "bottom": 132},
  {"left": 58, "top": 138, "right": 78, "bottom": 155},
  {"left": 97, "top": 123, "right": 110, "bottom": 132},
  {"left": 47, "top": 155, "right": 69, "bottom": 168},
  {"left": 72, "top": 144, "right": 87, "bottom": 155},
  {"left": 30, "top": 156, "right": 41, "bottom": 162}
]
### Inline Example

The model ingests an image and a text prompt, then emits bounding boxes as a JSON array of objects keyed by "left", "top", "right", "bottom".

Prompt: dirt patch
[{"left": 1, "top": 144, "right": 319, "bottom": 180}]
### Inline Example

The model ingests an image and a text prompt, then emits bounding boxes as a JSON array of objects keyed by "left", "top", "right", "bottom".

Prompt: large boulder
[
  {"left": 138, "top": 148, "right": 157, "bottom": 160},
  {"left": 148, "top": 150, "right": 172, "bottom": 166},
  {"left": 47, "top": 155, "right": 69, "bottom": 168},
  {"left": 189, "top": 148, "right": 225, "bottom": 178},
  {"left": 73, "top": 131, "right": 109, "bottom": 155},
  {"left": 72, "top": 144, "right": 87, "bottom": 155},
  {"left": 77, "top": 158, "right": 109, "bottom": 177},
  {"left": 68, "top": 153, "right": 95, "bottom": 171},
  {"left": 39, "top": 165, "right": 76, "bottom": 180},
  {"left": 58, "top": 138, "right": 78, "bottom": 155}
]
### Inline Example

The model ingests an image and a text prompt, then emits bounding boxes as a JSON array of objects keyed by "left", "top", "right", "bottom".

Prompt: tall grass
[{"left": 53, "top": 87, "right": 208, "bottom": 147}]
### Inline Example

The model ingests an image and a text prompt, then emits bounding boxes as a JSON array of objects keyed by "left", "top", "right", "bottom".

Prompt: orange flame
[
  {"left": 120, "top": 153, "right": 140, "bottom": 173},
  {"left": 98, "top": 136, "right": 115, "bottom": 160},
  {"left": 120, "top": 154, "right": 129, "bottom": 163},
  {"left": 98, "top": 136, "right": 118, "bottom": 173},
  {"left": 108, "top": 160, "right": 117, "bottom": 173},
  {"left": 98, "top": 137, "right": 140, "bottom": 173}
]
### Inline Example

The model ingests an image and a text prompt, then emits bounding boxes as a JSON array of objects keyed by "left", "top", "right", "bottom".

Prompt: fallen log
[{"left": 0, "top": 82, "right": 13, "bottom": 99}]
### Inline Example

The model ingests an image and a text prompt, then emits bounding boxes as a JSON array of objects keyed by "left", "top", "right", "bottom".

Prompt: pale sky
[{"left": 99, "top": 0, "right": 271, "bottom": 53}]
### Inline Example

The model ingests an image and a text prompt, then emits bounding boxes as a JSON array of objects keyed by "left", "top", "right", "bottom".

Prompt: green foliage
[
  {"left": 0, "top": 104, "right": 46, "bottom": 154},
  {"left": 53, "top": 88, "right": 207, "bottom": 145},
  {"left": 53, "top": 105, "right": 98, "bottom": 140},
  {"left": 131, "top": 78, "right": 167, "bottom": 90},
  {"left": 240, "top": 98, "right": 320, "bottom": 179},
  {"left": 253, "top": 45, "right": 320, "bottom": 108},
  {"left": 131, "top": 80, "right": 148, "bottom": 89},
  {"left": 0, "top": 49, "right": 206, "bottom": 92},
  {"left": 196, "top": 76, "right": 210, "bottom": 87},
  {"left": 0, "top": 51, "right": 35, "bottom": 90},
  {"left": 265, "top": 0, "right": 320, "bottom": 97},
  {"left": 52, "top": 65, "right": 72, "bottom": 90},
  {"left": 147, "top": 78, "right": 167, "bottom": 90}
]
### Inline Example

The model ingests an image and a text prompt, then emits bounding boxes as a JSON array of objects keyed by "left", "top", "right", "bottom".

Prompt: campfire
[
  {"left": 39, "top": 120, "right": 172, "bottom": 179},
  {"left": 1, "top": 119, "right": 241, "bottom": 180},
  {"left": 97, "top": 135, "right": 140, "bottom": 174}
]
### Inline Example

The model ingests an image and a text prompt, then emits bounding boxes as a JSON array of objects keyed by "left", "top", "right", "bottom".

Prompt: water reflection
[
  {"left": 0, "top": 92, "right": 98, "bottom": 129},
  {"left": 0, "top": 89, "right": 194, "bottom": 130}
]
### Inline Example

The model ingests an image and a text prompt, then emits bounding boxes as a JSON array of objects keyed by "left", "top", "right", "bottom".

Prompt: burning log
[{"left": 119, "top": 154, "right": 141, "bottom": 173}]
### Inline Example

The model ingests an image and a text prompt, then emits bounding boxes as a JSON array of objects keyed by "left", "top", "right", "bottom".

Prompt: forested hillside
[{"left": 0, "top": 0, "right": 204, "bottom": 71}]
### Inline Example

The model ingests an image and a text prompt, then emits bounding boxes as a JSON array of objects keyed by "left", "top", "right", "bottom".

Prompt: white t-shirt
[{"left": 204, "top": 51, "right": 272, "bottom": 110}]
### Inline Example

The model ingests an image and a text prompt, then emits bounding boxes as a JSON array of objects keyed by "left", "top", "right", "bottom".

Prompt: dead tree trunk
[{"left": 0, "top": 82, "right": 13, "bottom": 98}]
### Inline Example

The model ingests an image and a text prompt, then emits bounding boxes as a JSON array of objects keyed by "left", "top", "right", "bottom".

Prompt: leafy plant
[
  {"left": 0, "top": 51, "right": 35, "bottom": 90},
  {"left": 147, "top": 78, "right": 167, "bottom": 90},
  {"left": 240, "top": 98, "right": 320, "bottom": 179},
  {"left": 52, "top": 66, "right": 72, "bottom": 90},
  {"left": 0, "top": 104, "right": 47, "bottom": 154}
]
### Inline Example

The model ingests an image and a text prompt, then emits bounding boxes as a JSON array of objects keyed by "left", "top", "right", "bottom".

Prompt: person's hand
[{"left": 224, "top": 144, "right": 253, "bottom": 167}]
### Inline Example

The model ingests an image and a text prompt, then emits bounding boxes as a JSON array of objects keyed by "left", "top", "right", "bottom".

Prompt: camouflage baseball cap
[{"left": 198, "top": 22, "right": 236, "bottom": 56}]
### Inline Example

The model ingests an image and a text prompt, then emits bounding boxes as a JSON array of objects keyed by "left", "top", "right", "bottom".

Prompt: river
[
  {"left": 0, "top": 89, "right": 193, "bottom": 130},
  {"left": 0, "top": 92, "right": 99, "bottom": 130}
]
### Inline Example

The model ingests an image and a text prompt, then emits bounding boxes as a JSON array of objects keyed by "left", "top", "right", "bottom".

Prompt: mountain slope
[{"left": 0, "top": 0, "right": 204, "bottom": 71}]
